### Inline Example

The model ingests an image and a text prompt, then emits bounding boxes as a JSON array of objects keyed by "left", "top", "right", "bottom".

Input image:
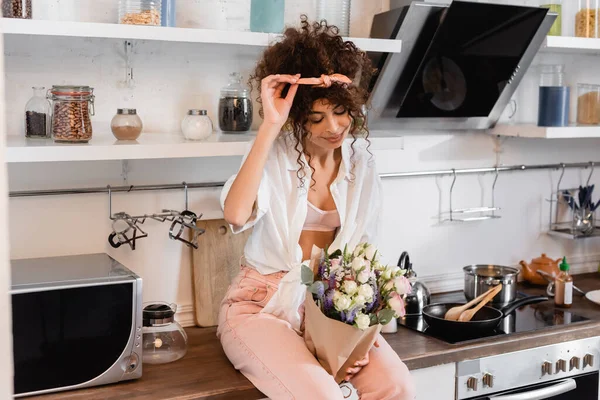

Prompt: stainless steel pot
[{"left": 463, "top": 265, "right": 519, "bottom": 306}]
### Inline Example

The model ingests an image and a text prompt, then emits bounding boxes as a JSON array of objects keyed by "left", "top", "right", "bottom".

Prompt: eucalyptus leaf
[
  {"left": 378, "top": 309, "right": 396, "bottom": 325},
  {"left": 301, "top": 265, "right": 315, "bottom": 286},
  {"left": 369, "top": 314, "right": 378, "bottom": 326}
]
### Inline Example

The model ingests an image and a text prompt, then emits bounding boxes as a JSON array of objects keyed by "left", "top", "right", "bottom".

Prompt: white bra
[{"left": 302, "top": 201, "right": 341, "bottom": 232}]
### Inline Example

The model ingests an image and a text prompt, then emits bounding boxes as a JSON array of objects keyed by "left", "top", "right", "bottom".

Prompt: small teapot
[
  {"left": 398, "top": 251, "right": 431, "bottom": 315},
  {"left": 519, "top": 253, "right": 562, "bottom": 286}
]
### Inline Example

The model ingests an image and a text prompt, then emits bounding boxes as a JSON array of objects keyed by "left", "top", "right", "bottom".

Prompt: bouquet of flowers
[{"left": 301, "top": 243, "right": 411, "bottom": 383}]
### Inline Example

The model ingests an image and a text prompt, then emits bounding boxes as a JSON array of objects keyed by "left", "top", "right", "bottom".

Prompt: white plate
[{"left": 585, "top": 289, "right": 600, "bottom": 306}]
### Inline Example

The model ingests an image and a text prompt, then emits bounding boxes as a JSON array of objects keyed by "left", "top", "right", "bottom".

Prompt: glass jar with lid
[
  {"left": 111, "top": 108, "right": 143, "bottom": 140},
  {"left": 181, "top": 109, "right": 213, "bottom": 140},
  {"left": 577, "top": 83, "right": 600, "bottom": 125},
  {"left": 537, "top": 65, "right": 569, "bottom": 127},
  {"left": 48, "top": 85, "right": 95, "bottom": 143},
  {"left": 218, "top": 72, "right": 253, "bottom": 133},
  {"left": 142, "top": 302, "right": 188, "bottom": 364},
  {"left": 2, "top": 0, "right": 32, "bottom": 18},
  {"left": 119, "top": 0, "right": 161, "bottom": 26},
  {"left": 539, "top": 0, "right": 562, "bottom": 36},
  {"left": 576, "top": 0, "right": 598, "bottom": 37},
  {"left": 25, "top": 87, "right": 50, "bottom": 139}
]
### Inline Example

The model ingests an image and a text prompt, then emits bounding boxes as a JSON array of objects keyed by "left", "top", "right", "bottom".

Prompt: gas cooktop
[{"left": 398, "top": 292, "right": 589, "bottom": 344}]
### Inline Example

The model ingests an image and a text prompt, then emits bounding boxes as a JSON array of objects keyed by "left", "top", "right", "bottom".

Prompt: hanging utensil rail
[{"left": 8, "top": 161, "right": 599, "bottom": 198}]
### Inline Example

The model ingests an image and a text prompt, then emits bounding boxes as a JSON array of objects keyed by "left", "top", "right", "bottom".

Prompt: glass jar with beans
[{"left": 48, "top": 85, "right": 95, "bottom": 143}]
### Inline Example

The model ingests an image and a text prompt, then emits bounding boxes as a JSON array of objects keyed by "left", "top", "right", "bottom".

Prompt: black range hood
[{"left": 367, "top": 0, "right": 556, "bottom": 131}]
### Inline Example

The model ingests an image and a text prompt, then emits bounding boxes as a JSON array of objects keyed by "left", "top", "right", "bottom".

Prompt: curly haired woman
[{"left": 217, "top": 16, "right": 415, "bottom": 400}]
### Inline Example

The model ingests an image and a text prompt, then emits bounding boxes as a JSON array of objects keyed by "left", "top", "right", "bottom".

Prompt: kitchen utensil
[
  {"left": 458, "top": 284, "right": 503, "bottom": 322},
  {"left": 585, "top": 289, "right": 600, "bottom": 306},
  {"left": 398, "top": 252, "right": 431, "bottom": 315},
  {"left": 444, "top": 286, "right": 496, "bottom": 321},
  {"left": 422, "top": 295, "right": 548, "bottom": 337},
  {"left": 519, "top": 253, "right": 562, "bottom": 286},
  {"left": 463, "top": 264, "right": 519, "bottom": 306},
  {"left": 536, "top": 269, "right": 586, "bottom": 296},
  {"left": 191, "top": 219, "right": 252, "bottom": 326},
  {"left": 142, "top": 302, "right": 188, "bottom": 364}
]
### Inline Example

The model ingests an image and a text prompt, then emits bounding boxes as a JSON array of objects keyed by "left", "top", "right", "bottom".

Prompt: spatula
[
  {"left": 458, "top": 284, "right": 503, "bottom": 322},
  {"left": 443, "top": 286, "right": 498, "bottom": 321}
]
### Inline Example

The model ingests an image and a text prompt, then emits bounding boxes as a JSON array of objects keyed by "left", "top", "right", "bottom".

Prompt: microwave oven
[{"left": 10, "top": 253, "right": 143, "bottom": 397}]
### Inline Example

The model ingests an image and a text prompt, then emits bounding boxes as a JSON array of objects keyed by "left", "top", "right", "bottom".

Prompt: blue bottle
[
  {"left": 161, "top": 0, "right": 176, "bottom": 27},
  {"left": 250, "top": 0, "right": 285, "bottom": 33}
]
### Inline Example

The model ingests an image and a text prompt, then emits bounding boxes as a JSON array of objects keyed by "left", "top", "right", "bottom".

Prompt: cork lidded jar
[{"left": 111, "top": 109, "right": 143, "bottom": 140}]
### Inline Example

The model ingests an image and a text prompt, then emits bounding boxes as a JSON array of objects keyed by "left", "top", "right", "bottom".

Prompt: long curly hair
[{"left": 250, "top": 15, "right": 376, "bottom": 186}]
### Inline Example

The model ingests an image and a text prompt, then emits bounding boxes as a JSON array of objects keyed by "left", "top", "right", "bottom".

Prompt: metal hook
[
  {"left": 183, "top": 182, "right": 189, "bottom": 211},
  {"left": 108, "top": 185, "right": 113, "bottom": 219},
  {"left": 449, "top": 169, "right": 457, "bottom": 221},
  {"left": 586, "top": 161, "right": 595, "bottom": 186},
  {"left": 557, "top": 163, "right": 566, "bottom": 194},
  {"left": 492, "top": 167, "right": 499, "bottom": 214}
]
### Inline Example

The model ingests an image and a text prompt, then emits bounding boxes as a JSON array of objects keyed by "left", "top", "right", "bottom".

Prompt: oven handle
[{"left": 489, "top": 379, "right": 576, "bottom": 400}]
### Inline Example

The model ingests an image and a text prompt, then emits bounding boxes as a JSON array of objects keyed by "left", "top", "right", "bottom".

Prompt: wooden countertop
[{"left": 29, "top": 273, "right": 600, "bottom": 400}]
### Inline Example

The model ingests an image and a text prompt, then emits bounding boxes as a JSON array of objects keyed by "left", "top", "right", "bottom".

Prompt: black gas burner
[{"left": 398, "top": 293, "right": 589, "bottom": 344}]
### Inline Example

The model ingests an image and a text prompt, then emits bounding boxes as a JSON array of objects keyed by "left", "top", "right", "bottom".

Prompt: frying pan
[{"left": 422, "top": 295, "right": 548, "bottom": 337}]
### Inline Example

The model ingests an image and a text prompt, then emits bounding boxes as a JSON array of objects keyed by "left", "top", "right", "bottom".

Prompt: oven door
[{"left": 468, "top": 372, "right": 598, "bottom": 400}]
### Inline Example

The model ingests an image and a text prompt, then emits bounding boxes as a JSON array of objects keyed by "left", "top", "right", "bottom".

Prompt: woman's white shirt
[{"left": 220, "top": 134, "right": 383, "bottom": 333}]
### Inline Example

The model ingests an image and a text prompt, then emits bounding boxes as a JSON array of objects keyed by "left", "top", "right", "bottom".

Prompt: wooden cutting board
[{"left": 191, "top": 219, "right": 252, "bottom": 327}]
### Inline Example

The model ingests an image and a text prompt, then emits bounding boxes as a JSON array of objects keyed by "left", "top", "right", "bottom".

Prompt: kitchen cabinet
[{"left": 410, "top": 363, "right": 455, "bottom": 400}]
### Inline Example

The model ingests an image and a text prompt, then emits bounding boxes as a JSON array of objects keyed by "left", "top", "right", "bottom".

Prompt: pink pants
[{"left": 217, "top": 266, "right": 416, "bottom": 400}]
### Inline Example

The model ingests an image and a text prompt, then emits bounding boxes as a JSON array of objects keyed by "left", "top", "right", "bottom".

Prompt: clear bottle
[
  {"left": 250, "top": 0, "right": 284, "bottom": 33},
  {"left": 316, "top": 0, "right": 351, "bottom": 36},
  {"left": 142, "top": 302, "right": 188, "bottom": 364},
  {"left": 540, "top": 0, "right": 562, "bottom": 36},
  {"left": 538, "top": 65, "right": 569, "bottom": 127},
  {"left": 111, "top": 108, "right": 143, "bottom": 140},
  {"left": 119, "top": 0, "right": 161, "bottom": 26},
  {"left": 160, "top": 0, "right": 176, "bottom": 27},
  {"left": 576, "top": 0, "right": 598, "bottom": 38},
  {"left": 218, "top": 72, "right": 253, "bottom": 133},
  {"left": 25, "top": 87, "right": 50, "bottom": 139},
  {"left": 554, "top": 257, "right": 573, "bottom": 308},
  {"left": 181, "top": 109, "right": 213, "bottom": 141},
  {"left": 2, "top": 0, "right": 32, "bottom": 19}
]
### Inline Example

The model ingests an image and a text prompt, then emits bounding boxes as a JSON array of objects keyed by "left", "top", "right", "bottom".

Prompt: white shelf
[
  {"left": 490, "top": 124, "right": 600, "bottom": 139},
  {"left": 541, "top": 36, "right": 600, "bottom": 54},
  {"left": 5, "top": 133, "right": 255, "bottom": 163},
  {"left": 1, "top": 18, "right": 402, "bottom": 53}
]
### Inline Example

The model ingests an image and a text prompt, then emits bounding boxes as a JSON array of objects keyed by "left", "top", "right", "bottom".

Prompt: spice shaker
[
  {"left": 48, "top": 85, "right": 95, "bottom": 143},
  {"left": 181, "top": 109, "right": 213, "bottom": 140},
  {"left": 25, "top": 87, "right": 50, "bottom": 139},
  {"left": 111, "top": 108, "right": 143, "bottom": 140},
  {"left": 218, "top": 72, "right": 253, "bottom": 133}
]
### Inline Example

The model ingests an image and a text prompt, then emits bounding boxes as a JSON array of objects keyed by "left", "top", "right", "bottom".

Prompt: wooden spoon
[
  {"left": 458, "top": 284, "right": 503, "bottom": 322},
  {"left": 444, "top": 286, "right": 498, "bottom": 321}
]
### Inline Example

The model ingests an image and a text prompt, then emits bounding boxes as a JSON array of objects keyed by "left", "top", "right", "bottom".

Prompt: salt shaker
[{"left": 181, "top": 109, "right": 213, "bottom": 140}]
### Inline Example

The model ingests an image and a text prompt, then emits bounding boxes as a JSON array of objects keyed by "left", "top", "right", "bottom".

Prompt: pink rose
[
  {"left": 394, "top": 276, "right": 412, "bottom": 296},
  {"left": 388, "top": 292, "right": 406, "bottom": 318},
  {"left": 330, "top": 257, "right": 341, "bottom": 271}
]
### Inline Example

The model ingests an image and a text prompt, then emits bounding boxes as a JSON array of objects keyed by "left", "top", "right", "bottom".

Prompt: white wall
[
  {"left": 0, "top": 20, "right": 15, "bottom": 398},
  {"left": 5, "top": 0, "right": 600, "bottom": 326}
]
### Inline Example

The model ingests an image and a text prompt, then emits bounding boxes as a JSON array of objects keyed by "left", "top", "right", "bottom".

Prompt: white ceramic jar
[{"left": 181, "top": 109, "right": 212, "bottom": 140}]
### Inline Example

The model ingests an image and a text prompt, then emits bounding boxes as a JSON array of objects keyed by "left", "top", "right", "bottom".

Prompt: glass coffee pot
[{"left": 142, "top": 302, "right": 188, "bottom": 364}]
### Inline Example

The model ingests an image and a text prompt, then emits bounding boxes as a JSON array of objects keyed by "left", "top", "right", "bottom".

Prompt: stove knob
[
  {"left": 584, "top": 354, "right": 595, "bottom": 369},
  {"left": 556, "top": 359, "right": 567, "bottom": 373},
  {"left": 542, "top": 361, "right": 553, "bottom": 376},
  {"left": 482, "top": 373, "right": 494, "bottom": 388},
  {"left": 466, "top": 377, "right": 478, "bottom": 391},
  {"left": 570, "top": 356, "right": 581, "bottom": 371}
]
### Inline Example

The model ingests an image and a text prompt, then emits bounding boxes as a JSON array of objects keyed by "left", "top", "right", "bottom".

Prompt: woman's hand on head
[{"left": 260, "top": 74, "right": 300, "bottom": 131}]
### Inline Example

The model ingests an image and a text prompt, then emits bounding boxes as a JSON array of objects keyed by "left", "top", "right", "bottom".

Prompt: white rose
[
  {"left": 382, "top": 266, "right": 394, "bottom": 280},
  {"left": 335, "top": 294, "right": 352, "bottom": 311},
  {"left": 353, "top": 245, "right": 364, "bottom": 257},
  {"left": 355, "top": 313, "right": 371, "bottom": 330},
  {"left": 351, "top": 257, "right": 365, "bottom": 272},
  {"left": 357, "top": 269, "right": 370, "bottom": 284},
  {"left": 343, "top": 280, "right": 358, "bottom": 295},
  {"left": 384, "top": 280, "right": 395, "bottom": 292},
  {"left": 354, "top": 294, "right": 367, "bottom": 306},
  {"left": 358, "top": 284, "right": 374, "bottom": 300},
  {"left": 390, "top": 266, "right": 401, "bottom": 276},
  {"left": 364, "top": 244, "right": 377, "bottom": 261}
]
